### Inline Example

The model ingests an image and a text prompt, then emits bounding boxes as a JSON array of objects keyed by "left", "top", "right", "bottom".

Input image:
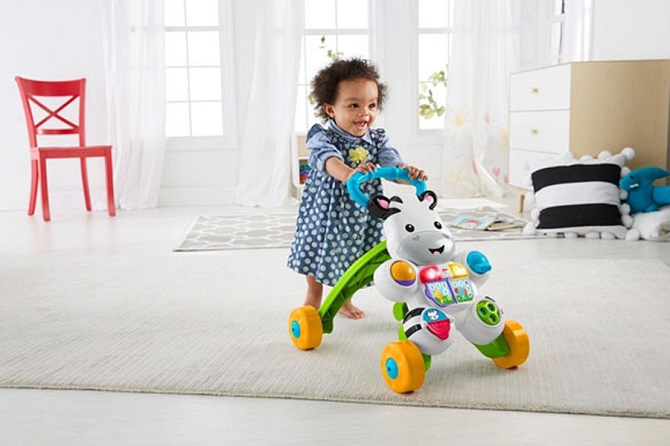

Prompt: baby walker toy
[{"left": 288, "top": 167, "right": 529, "bottom": 393}]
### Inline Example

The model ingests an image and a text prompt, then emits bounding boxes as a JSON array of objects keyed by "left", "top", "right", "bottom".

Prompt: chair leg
[
  {"left": 28, "top": 159, "right": 39, "bottom": 216},
  {"left": 80, "top": 158, "right": 92, "bottom": 211},
  {"left": 38, "top": 158, "right": 51, "bottom": 222},
  {"left": 104, "top": 151, "right": 116, "bottom": 217}
]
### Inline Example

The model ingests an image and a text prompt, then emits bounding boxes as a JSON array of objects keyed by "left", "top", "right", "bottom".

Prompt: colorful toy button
[
  {"left": 422, "top": 308, "right": 451, "bottom": 340},
  {"left": 476, "top": 300, "right": 501, "bottom": 326},
  {"left": 391, "top": 261, "right": 416, "bottom": 286},
  {"left": 446, "top": 262, "right": 468, "bottom": 278},
  {"left": 419, "top": 264, "right": 443, "bottom": 283}
]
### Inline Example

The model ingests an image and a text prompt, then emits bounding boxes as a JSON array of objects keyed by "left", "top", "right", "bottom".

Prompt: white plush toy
[{"left": 631, "top": 205, "right": 670, "bottom": 241}]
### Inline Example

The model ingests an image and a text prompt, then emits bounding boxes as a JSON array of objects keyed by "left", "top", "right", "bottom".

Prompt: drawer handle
[
  {"left": 530, "top": 128, "right": 539, "bottom": 136},
  {"left": 530, "top": 87, "right": 539, "bottom": 94}
]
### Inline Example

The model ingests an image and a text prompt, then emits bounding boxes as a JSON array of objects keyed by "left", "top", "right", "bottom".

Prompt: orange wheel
[
  {"left": 288, "top": 306, "right": 323, "bottom": 351},
  {"left": 492, "top": 320, "right": 530, "bottom": 369},
  {"left": 380, "top": 340, "right": 425, "bottom": 393}
]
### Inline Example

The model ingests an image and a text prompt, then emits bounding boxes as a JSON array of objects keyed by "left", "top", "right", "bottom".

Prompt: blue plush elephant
[{"left": 620, "top": 167, "right": 670, "bottom": 214}]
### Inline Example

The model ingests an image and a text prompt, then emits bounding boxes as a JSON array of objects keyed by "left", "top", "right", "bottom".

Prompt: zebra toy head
[{"left": 368, "top": 190, "right": 455, "bottom": 265}]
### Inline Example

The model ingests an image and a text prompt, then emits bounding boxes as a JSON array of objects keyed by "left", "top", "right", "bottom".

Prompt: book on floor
[{"left": 450, "top": 215, "right": 526, "bottom": 231}]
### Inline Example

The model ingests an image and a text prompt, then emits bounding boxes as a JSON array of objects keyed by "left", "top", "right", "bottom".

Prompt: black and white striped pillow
[
  {"left": 532, "top": 163, "right": 623, "bottom": 230},
  {"left": 527, "top": 149, "right": 635, "bottom": 239}
]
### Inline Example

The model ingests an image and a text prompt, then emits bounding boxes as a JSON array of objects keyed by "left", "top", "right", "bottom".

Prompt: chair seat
[{"left": 31, "top": 145, "right": 113, "bottom": 159}]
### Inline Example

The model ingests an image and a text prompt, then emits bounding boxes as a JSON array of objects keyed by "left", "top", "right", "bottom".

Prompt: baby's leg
[
  {"left": 304, "top": 275, "right": 323, "bottom": 309},
  {"left": 340, "top": 299, "right": 365, "bottom": 319}
]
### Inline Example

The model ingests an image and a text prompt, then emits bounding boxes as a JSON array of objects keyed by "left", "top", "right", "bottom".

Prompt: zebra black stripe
[
  {"left": 404, "top": 324, "right": 422, "bottom": 339},
  {"left": 402, "top": 307, "right": 424, "bottom": 324}
]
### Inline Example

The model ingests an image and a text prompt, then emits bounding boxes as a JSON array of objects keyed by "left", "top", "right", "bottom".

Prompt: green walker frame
[{"left": 318, "top": 240, "right": 390, "bottom": 334}]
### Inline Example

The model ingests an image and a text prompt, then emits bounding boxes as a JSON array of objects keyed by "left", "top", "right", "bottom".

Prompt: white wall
[
  {"left": 592, "top": 0, "right": 670, "bottom": 61},
  {"left": 0, "top": 1, "right": 109, "bottom": 211}
]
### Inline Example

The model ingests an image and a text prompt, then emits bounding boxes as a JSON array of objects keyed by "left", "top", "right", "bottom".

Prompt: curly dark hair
[{"left": 311, "top": 57, "right": 388, "bottom": 121}]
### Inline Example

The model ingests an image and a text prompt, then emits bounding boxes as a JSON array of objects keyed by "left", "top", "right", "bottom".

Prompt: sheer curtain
[
  {"left": 441, "top": 0, "right": 592, "bottom": 198},
  {"left": 563, "top": 0, "right": 594, "bottom": 62},
  {"left": 101, "top": 0, "right": 166, "bottom": 210},
  {"left": 232, "top": 0, "right": 303, "bottom": 207}
]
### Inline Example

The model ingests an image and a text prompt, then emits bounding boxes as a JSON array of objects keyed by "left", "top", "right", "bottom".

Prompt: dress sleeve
[
  {"left": 375, "top": 129, "right": 404, "bottom": 167},
  {"left": 307, "top": 125, "right": 343, "bottom": 172}
]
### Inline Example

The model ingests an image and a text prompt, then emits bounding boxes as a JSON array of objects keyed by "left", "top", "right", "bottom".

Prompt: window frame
[
  {"left": 164, "top": 0, "right": 237, "bottom": 152},
  {"left": 414, "top": 0, "right": 453, "bottom": 135}
]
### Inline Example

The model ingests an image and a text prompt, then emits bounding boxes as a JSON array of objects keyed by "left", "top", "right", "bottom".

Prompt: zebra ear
[
  {"left": 418, "top": 190, "right": 438, "bottom": 210},
  {"left": 367, "top": 195, "right": 401, "bottom": 220}
]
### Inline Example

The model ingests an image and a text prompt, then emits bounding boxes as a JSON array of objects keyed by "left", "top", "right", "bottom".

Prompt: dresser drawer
[
  {"left": 509, "top": 110, "right": 570, "bottom": 154},
  {"left": 510, "top": 64, "right": 572, "bottom": 111}
]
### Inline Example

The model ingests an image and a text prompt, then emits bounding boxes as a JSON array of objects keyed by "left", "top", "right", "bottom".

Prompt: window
[
  {"left": 164, "top": 0, "right": 234, "bottom": 143},
  {"left": 294, "top": 0, "right": 372, "bottom": 133},
  {"left": 417, "top": 0, "right": 454, "bottom": 131}
]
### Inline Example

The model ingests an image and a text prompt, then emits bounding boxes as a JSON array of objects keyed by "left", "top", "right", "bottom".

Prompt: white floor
[{"left": 1, "top": 199, "right": 670, "bottom": 446}]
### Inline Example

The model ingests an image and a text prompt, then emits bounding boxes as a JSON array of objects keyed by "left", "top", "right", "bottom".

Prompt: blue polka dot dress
[{"left": 287, "top": 121, "right": 403, "bottom": 287}]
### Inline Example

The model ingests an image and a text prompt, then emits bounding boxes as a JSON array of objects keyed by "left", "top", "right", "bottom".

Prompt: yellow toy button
[{"left": 446, "top": 262, "right": 468, "bottom": 278}]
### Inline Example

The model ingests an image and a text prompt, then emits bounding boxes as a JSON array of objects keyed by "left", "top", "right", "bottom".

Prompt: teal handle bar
[{"left": 346, "top": 166, "right": 427, "bottom": 207}]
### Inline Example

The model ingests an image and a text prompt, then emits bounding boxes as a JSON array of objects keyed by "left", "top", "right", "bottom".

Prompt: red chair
[{"left": 15, "top": 76, "right": 116, "bottom": 221}]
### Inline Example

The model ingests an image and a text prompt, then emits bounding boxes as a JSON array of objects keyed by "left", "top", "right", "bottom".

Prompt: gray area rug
[
  {"left": 173, "top": 206, "right": 533, "bottom": 252},
  {"left": 1, "top": 252, "right": 669, "bottom": 419}
]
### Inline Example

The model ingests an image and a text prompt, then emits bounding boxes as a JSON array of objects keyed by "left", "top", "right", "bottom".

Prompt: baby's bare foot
[{"left": 339, "top": 301, "right": 365, "bottom": 319}]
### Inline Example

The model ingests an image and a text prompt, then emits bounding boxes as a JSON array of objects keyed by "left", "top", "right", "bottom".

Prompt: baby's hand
[
  {"left": 348, "top": 162, "right": 376, "bottom": 179},
  {"left": 399, "top": 164, "right": 428, "bottom": 181}
]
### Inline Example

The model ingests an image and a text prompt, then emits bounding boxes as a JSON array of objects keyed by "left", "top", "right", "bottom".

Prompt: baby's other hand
[{"left": 400, "top": 164, "right": 428, "bottom": 181}]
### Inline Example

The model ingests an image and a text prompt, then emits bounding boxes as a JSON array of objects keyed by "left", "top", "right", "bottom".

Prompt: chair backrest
[{"left": 15, "top": 76, "right": 87, "bottom": 147}]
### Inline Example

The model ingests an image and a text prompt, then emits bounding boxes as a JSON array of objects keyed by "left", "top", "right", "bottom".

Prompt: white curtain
[
  {"left": 563, "top": 0, "right": 594, "bottom": 62},
  {"left": 101, "top": 0, "right": 166, "bottom": 210},
  {"left": 441, "top": 0, "right": 592, "bottom": 198},
  {"left": 232, "top": 0, "right": 303, "bottom": 207}
]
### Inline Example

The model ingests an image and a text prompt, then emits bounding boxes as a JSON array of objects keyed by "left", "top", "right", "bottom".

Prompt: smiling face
[
  {"left": 395, "top": 229, "right": 455, "bottom": 266},
  {"left": 369, "top": 191, "right": 456, "bottom": 266},
  {"left": 323, "top": 78, "right": 379, "bottom": 137}
]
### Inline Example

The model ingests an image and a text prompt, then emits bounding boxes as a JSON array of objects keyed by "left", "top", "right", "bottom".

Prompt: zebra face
[
  {"left": 368, "top": 190, "right": 455, "bottom": 266},
  {"left": 395, "top": 228, "right": 455, "bottom": 266}
]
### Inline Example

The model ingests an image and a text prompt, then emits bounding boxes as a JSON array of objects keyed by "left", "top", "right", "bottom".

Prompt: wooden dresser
[{"left": 508, "top": 60, "right": 670, "bottom": 189}]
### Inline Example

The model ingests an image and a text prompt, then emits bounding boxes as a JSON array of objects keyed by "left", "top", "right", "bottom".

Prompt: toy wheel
[
  {"left": 288, "top": 306, "right": 323, "bottom": 351},
  {"left": 380, "top": 340, "right": 425, "bottom": 393},
  {"left": 492, "top": 320, "right": 530, "bottom": 369}
]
